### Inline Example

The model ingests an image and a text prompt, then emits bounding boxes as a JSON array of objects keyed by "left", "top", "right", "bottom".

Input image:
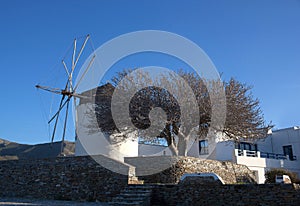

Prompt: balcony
[
  {"left": 234, "top": 149, "right": 265, "bottom": 167},
  {"left": 235, "top": 149, "right": 297, "bottom": 161},
  {"left": 260, "top": 152, "right": 287, "bottom": 160},
  {"left": 237, "top": 149, "right": 258, "bottom": 157}
]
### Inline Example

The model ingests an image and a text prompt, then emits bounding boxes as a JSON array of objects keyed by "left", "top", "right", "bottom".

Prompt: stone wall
[
  {"left": 0, "top": 155, "right": 134, "bottom": 202},
  {"left": 151, "top": 183, "right": 300, "bottom": 206},
  {"left": 125, "top": 156, "right": 256, "bottom": 184},
  {"left": 0, "top": 155, "right": 299, "bottom": 205}
]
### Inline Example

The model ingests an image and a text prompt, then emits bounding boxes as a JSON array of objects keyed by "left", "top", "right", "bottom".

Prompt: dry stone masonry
[
  {"left": 0, "top": 155, "right": 299, "bottom": 205},
  {"left": 0, "top": 155, "right": 133, "bottom": 202},
  {"left": 151, "top": 183, "right": 300, "bottom": 205},
  {"left": 125, "top": 156, "right": 256, "bottom": 184}
]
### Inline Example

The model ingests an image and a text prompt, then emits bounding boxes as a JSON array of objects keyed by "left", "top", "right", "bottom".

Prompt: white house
[
  {"left": 75, "top": 126, "right": 300, "bottom": 183},
  {"left": 137, "top": 127, "right": 300, "bottom": 184},
  {"left": 230, "top": 127, "right": 300, "bottom": 183}
]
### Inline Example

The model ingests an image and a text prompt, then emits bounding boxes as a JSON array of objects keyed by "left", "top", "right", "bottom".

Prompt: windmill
[{"left": 36, "top": 34, "right": 96, "bottom": 154}]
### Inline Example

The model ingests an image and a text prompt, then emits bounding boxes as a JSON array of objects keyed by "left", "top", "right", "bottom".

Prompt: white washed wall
[{"left": 75, "top": 104, "right": 139, "bottom": 162}]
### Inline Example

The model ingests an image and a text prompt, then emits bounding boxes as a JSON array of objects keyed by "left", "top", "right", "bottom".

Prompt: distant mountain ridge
[{"left": 0, "top": 138, "right": 75, "bottom": 161}]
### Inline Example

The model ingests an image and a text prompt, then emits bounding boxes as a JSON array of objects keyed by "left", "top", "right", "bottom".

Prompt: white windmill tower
[{"left": 36, "top": 35, "right": 139, "bottom": 161}]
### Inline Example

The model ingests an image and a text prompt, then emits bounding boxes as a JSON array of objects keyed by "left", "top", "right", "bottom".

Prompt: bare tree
[
  {"left": 83, "top": 68, "right": 272, "bottom": 156},
  {"left": 223, "top": 78, "right": 271, "bottom": 140}
]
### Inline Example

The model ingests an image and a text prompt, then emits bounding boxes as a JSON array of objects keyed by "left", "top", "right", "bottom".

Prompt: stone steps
[
  {"left": 109, "top": 185, "right": 154, "bottom": 206},
  {"left": 128, "top": 176, "right": 144, "bottom": 184}
]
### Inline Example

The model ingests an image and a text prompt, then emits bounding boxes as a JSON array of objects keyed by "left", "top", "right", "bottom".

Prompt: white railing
[
  {"left": 236, "top": 149, "right": 259, "bottom": 157},
  {"left": 235, "top": 149, "right": 290, "bottom": 160},
  {"left": 260, "top": 152, "right": 288, "bottom": 160},
  {"left": 246, "top": 150, "right": 258, "bottom": 157}
]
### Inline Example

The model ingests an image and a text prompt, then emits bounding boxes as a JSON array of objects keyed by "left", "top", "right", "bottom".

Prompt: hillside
[{"left": 0, "top": 138, "right": 75, "bottom": 161}]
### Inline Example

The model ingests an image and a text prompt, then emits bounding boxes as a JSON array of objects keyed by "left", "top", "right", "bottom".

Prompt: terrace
[{"left": 235, "top": 149, "right": 297, "bottom": 161}]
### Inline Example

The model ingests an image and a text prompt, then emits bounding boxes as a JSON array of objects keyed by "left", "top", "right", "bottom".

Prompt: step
[
  {"left": 123, "top": 187, "right": 154, "bottom": 190},
  {"left": 113, "top": 196, "right": 148, "bottom": 201},
  {"left": 108, "top": 201, "right": 144, "bottom": 205},
  {"left": 108, "top": 185, "right": 153, "bottom": 206},
  {"left": 124, "top": 187, "right": 153, "bottom": 190},
  {"left": 115, "top": 194, "right": 149, "bottom": 198},
  {"left": 121, "top": 190, "right": 152, "bottom": 194},
  {"left": 127, "top": 185, "right": 154, "bottom": 188},
  {"left": 120, "top": 192, "right": 150, "bottom": 196},
  {"left": 124, "top": 188, "right": 152, "bottom": 192}
]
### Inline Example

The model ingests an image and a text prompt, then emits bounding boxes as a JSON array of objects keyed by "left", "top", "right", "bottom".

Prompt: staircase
[{"left": 109, "top": 184, "right": 154, "bottom": 206}]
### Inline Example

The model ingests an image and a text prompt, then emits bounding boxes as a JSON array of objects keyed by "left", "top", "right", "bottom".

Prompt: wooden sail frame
[{"left": 36, "top": 34, "right": 95, "bottom": 154}]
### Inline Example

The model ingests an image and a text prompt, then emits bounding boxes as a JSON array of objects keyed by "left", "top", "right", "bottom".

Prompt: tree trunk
[
  {"left": 177, "top": 133, "right": 188, "bottom": 156},
  {"left": 168, "top": 143, "right": 178, "bottom": 156}
]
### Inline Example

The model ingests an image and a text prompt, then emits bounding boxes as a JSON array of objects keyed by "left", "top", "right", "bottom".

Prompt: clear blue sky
[{"left": 0, "top": 0, "right": 299, "bottom": 144}]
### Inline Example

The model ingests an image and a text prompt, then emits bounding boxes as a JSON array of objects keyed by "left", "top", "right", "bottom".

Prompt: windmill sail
[{"left": 36, "top": 35, "right": 95, "bottom": 154}]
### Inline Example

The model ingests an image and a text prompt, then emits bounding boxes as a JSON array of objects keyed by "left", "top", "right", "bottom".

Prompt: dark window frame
[
  {"left": 283, "top": 145, "right": 296, "bottom": 161},
  {"left": 199, "top": 140, "right": 209, "bottom": 155},
  {"left": 235, "top": 142, "right": 257, "bottom": 151}
]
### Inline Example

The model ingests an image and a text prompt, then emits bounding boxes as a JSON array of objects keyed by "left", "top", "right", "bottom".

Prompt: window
[
  {"left": 199, "top": 140, "right": 209, "bottom": 155},
  {"left": 283, "top": 145, "right": 295, "bottom": 161},
  {"left": 235, "top": 142, "right": 257, "bottom": 151}
]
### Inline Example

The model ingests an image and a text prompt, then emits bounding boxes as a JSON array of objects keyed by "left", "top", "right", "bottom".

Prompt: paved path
[{"left": 0, "top": 198, "right": 108, "bottom": 206}]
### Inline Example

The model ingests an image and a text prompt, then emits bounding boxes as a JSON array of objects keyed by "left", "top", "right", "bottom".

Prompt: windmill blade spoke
[
  {"left": 73, "top": 54, "right": 96, "bottom": 92},
  {"left": 62, "top": 60, "right": 74, "bottom": 91},
  {"left": 72, "top": 93, "right": 89, "bottom": 99},
  {"left": 71, "top": 38, "right": 77, "bottom": 74},
  {"left": 48, "top": 97, "right": 70, "bottom": 124},
  {"left": 61, "top": 100, "right": 70, "bottom": 153},
  {"left": 74, "top": 34, "right": 90, "bottom": 69},
  {"left": 62, "top": 60, "right": 70, "bottom": 77},
  {"left": 35, "top": 85, "right": 62, "bottom": 94},
  {"left": 73, "top": 96, "right": 78, "bottom": 140},
  {"left": 50, "top": 95, "right": 65, "bottom": 143},
  {"left": 51, "top": 110, "right": 59, "bottom": 143}
]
